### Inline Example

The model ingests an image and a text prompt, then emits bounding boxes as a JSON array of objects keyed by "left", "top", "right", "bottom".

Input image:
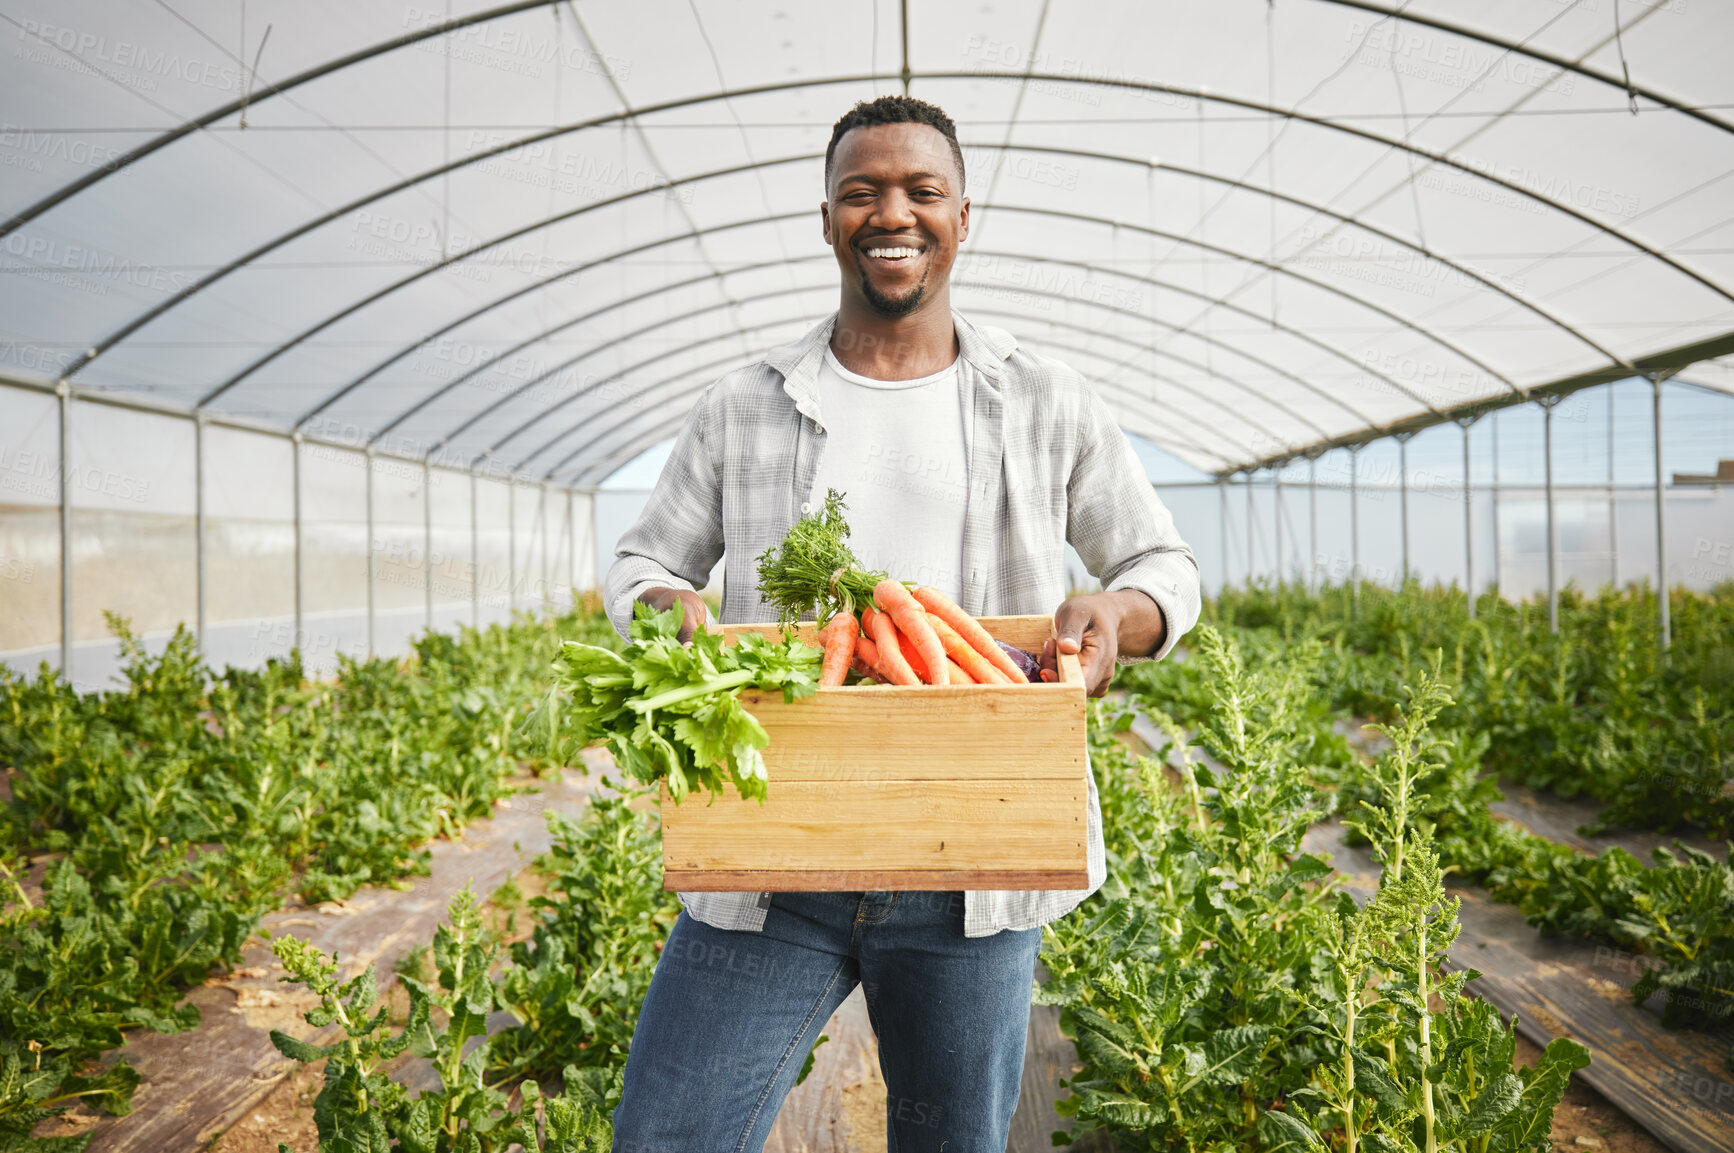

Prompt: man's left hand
[{"left": 1039, "top": 589, "right": 1168, "bottom": 697}]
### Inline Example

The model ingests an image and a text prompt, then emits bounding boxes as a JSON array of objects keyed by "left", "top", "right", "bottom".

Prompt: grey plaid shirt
[{"left": 604, "top": 310, "right": 1200, "bottom": 937}]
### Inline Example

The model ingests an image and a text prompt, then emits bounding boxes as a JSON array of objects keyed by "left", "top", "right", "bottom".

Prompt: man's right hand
[{"left": 636, "top": 586, "right": 709, "bottom": 644}]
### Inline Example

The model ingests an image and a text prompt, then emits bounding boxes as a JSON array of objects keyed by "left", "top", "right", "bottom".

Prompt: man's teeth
[{"left": 865, "top": 247, "right": 921, "bottom": 259}]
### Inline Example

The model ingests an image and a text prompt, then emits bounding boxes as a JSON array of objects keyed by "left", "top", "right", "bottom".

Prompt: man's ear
[
  {"left": 958, "top": 196, "right": 970, "bottom": 243},
  {"left": 820, "top": 200, "right": 833, "bottom": 245}
]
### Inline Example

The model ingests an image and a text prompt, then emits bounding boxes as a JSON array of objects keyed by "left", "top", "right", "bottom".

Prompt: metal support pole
[
  {"left": 567, "top": 489, "right": 576, "bottom": 604},
  {"left": 423, "top": 460, "right": 434, "bottom": 632},
  {"left": 1218, "top": 478, "right": 1229, "bottom": 594},
  {"left": 1246, "top": 472, "right": 1256, "bottom": 585},
  {"left": 1544, "top": 399, "right": 1558, "bottom": 633},
  {"left": 1491, "top": 411, "right": 1502, "bottom": 597},
  {"left": 1274, "top": 472, "right": 1283, "bottom": 585},
  {"left": 292, "top": 433, "right": 303, "bottom": 651},
  {"left": 1653, "top": 373, "right": 1670, "bottom": 651},
  {"left": 1350, "top": 446, "right": 1361, "bottom": 597},
  {"left": 195, "top": 412, "right": 207, "bottom": 651},
  {"left": 365, "top": 448, "right": 376, "bottom": 658},
  {"left": 57, "top": 382, "right": 72, "bottom": 679},
  {"left": 1461, "top": 419, "right": 1475, "bottom": 619},
  {"left": 1398, "top": 434, "right": 1410, "bottom": 586},
  {"left": 540, "top": 482, "right": 551, "bottom": 610},
  {"left": 468, "top": 470, "right": 479, "bottom": 628},
  {"left": 1608, "top": 383, "right": 1619, "bottom": 588},
  {"left": 507, "top": 476, "right": 517, "bottom": 617},
  {"left": 1308, "top": 457, "right": 1317, "bottom": 592}
]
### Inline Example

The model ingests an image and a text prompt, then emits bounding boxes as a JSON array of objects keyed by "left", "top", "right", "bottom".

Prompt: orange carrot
[
  {"left": 895, "top": 626, "right": 936, "bottom": 684},
  {"left": 925, "top": 612, "right": 1010, "bottom": 684},
  {"left": 945, "top": 656, "right": 974, "bottom": 684},
  {"left": 909, "top": 585, "right": 1028, "bottom": 683},
  {"left": 873, "top": 580, "right": 948, "bottom": 685},
  {"left": 819, "top": 610, "right": 855, "bottom": 686},
  {"left": 860, "top": 604, "right": 918, "bottom": 685}
]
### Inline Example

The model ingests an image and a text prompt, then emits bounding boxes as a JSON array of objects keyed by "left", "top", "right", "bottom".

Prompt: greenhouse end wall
[
  {"left": 4, "top": 372, "right": 1730, "bottom": 691},
  {"left": 0, "top": 380, "right": 598, "bottom": 691}
]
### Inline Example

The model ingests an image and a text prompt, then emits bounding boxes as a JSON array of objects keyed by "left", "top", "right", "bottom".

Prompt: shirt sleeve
[
  {"left": 1065, "top": 384, "right": 1202, "bottom": 662},
  {"left": 602, "top": 385, "right": 727, "bottom": 638}
]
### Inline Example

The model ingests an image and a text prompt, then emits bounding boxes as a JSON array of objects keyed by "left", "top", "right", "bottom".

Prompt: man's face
[{"left": 821, "top": 122, "right": 969, "bottom": 319}]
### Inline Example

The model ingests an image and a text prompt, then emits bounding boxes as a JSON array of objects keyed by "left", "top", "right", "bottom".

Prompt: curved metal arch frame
[
  {"left": 207, "top": 153, "right": 828, "bottom": 411},
  {"left": 449, "top": 259, "right": 1365, "bottom": 475},
  {"left": 241, "top": 138, "right": 1610, "bottom": 421},
  {"left": 63, "top": 67, "right": 1734, "bottom": 388},
  {"left": 490, "top": 283, "right": 1287, "bottom": 475},
  {"left": 330, "top": 218, "right": 809, "bottom": 436},
  {"left": 211, "top": 146, "right": 1516, "bottom": 424},
  {"left": 321, "top": 130, "right": 1630, "bottom": 452},
  {"left": 337, "top": 209, "right": 1399, "bottom": 453},
  {"left": 459, "top": 282, "right": 836, "bottom": 461},
  {"left": 0, "top": 0, "right": 569, "bottom": 239},
  {"left": 533, "top": 319, "right": 1241, "bottom": 484},
  {"left": 549, "top": 338, "right": 1220, "bottom": 484},
  {"left": 945, "top": 294, "right": 1326, "bottom": 443},
  {"left": 8, "top": 0, "right": 1724, "bottom": 248},
  {"left": 317, "top": 196, "right": 1470, "bottom": 458},
  {"left": 527, "top": 297, "right": 1322, "bottom": 482},
  {"left": 357, "top": 238, "right": 1374, "bottom": 466}
]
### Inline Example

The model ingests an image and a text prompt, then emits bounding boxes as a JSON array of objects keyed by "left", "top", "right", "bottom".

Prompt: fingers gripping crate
[{"left": 658, "top": 615, "right": 1090, "bottom": 892}]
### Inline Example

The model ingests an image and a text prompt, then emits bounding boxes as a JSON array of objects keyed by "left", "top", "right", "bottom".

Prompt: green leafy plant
[
  {"left": 537, "top": 604, "right": 820, "bottom": 802},
  {"left": 268, "top": 890, "right": 614, "bottom": 1153},
  {"left": 0, "top": 597, "right": 622, "bottom": 1142},
  {"left": 1044, "top": 627, "right": 1583, "bottom": 1150}
]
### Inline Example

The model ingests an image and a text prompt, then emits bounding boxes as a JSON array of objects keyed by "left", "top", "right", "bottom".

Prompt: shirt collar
[{"left": 765, "top": 310, "right": 1019, "bottom": 421}]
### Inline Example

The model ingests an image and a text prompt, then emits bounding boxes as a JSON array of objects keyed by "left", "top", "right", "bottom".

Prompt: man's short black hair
[{"left": 825, "top": 95, "right": 966, "bottom": 193}]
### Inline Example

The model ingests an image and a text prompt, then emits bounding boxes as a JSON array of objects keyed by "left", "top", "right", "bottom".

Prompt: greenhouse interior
[{"left": 0, "top": 1, "right": 1730, "bottom": 1151}]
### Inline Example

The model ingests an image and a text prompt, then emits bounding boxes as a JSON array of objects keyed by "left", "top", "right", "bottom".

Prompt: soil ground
[{"left": 1514, "top": 1032, "right": 1669, "bottom": 1153}]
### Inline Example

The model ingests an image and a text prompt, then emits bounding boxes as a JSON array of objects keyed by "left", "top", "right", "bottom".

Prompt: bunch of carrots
[
  {"left": 816, "top": 582, "right": 1030, "bottom": 687},
  {"left": 756, "top": 490, "right": 1032, "bottom": 689}
]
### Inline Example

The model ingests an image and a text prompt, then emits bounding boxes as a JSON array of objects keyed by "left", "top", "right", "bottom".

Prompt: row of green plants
[
  {"left": 270, "top": 622, "right": 1587, "bottom": 1152},
  {"left": 1118, "top": 581, "right": 1734, "bottom": 1067},
  {"left": 1213, "top": 582, "right": 1733, "bottom": 835},
  {"left": 0, "top": 602, "right": 619, "bottom": 1148},
  {"left": 1042, "top": 630, "right": 1588, "bottom": 1150},
  {"left": 11, "top": 581, "right": 1711, "bottom": 1148},
  {"left": 265, "top": 789, "right": 678, "bottom": 1153}
]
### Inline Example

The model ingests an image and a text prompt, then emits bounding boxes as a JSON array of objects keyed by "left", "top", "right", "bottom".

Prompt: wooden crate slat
[
  {"left": 666, "top": 868, "right": 1093, "bottom": 892},
  {"left": 662, "top": 779, "right": 1087, "bottom": 877},
  {"left": 739, "top": 687, "right": 1084, "bottom": 781}
]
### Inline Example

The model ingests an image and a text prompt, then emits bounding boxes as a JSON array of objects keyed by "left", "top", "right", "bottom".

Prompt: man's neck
[{"left": 829, "top": 294, "right": 958, "bottom": 381}]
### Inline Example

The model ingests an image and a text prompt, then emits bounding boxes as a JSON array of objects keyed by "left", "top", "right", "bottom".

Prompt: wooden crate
[{"left": 659, "top": 615, "right": 1089, "bottom": 892}]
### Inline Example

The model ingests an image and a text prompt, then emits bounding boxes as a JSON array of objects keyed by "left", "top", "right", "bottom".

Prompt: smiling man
[{"left": 605, "top": 96, "right": 1199, "bottom": 1151}]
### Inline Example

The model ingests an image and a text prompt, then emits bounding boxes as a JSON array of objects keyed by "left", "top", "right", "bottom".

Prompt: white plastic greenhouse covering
[{"left": 1, "top": 0, "right": 1732, "bottom": 685}]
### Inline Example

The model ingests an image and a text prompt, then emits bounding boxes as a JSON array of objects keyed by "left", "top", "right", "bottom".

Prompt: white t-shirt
[{"left": 808, "top": 345, "right": 968, "bottom": 602}]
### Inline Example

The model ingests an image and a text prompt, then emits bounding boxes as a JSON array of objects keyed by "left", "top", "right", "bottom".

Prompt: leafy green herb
[
  {"left": 754, "top": 489, "right": 885, "bottom": 627},
  {"left": 540, "top": 604, "right": 820, "bottom": 802}
]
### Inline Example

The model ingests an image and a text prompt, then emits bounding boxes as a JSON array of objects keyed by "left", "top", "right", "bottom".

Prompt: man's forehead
[{"left": 831, "top": 123, "right": 959, "bottom": 182}]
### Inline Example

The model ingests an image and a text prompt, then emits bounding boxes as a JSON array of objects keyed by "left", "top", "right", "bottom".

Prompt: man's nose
[{"left": 871, "top": 188, "right": 918, "bottom": 228}]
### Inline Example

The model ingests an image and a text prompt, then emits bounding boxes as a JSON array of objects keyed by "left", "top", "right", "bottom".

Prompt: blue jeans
[{"left": 612, "top": 890, "right": 1043, "bottom": 1152}]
